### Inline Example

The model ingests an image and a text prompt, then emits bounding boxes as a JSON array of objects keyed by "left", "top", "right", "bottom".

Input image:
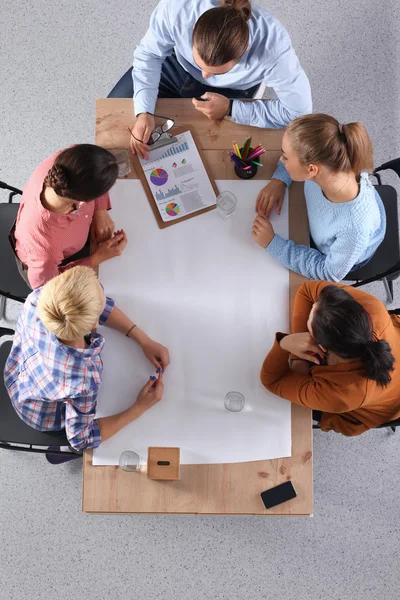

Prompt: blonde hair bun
[{"left": 37, "top": 266, "right": 105, "bottom": 341}]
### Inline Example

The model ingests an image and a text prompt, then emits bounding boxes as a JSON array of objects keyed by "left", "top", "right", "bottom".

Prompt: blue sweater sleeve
[
  {"left": 271, "top": 160, "right": 292, "bottom": 187},
  {"left": 267, "top": 231, "right": 369, "bottom": 282}
]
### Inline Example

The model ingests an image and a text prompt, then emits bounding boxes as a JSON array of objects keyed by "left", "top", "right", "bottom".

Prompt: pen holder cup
[{"left": 233, "top": 147, "right": 258, "bottom": 180}]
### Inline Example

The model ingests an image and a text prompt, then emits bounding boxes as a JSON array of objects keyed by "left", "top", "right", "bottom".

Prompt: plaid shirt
[{"left": 3, "top": 288, "right": 115, "bottom": 451}]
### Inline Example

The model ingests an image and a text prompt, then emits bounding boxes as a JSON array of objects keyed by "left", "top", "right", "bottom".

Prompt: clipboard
[{"left": 131, "top": 126, "right": 219, "bottom": 229}]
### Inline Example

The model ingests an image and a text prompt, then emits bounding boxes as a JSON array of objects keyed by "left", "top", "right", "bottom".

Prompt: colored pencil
[
  {"left": 248, "top": 143, "right": 263, "bottom": 153},
  {"left": 231, "top": 153, "right": 251, "bottom": 170},
  {"left": 230, "top": 153, "right": 251, "bottom": 170},
  {"left": 247, "top": 148, "right": 266, "bottom": 161},
  {"left": 252, "top": 161, "right": 263, "bottom": 167},
  {"left": 235, "top": 144, "right": 242, "bottom": 158},
  {"left": 247, "top": 153, "right": 264, "bottom": 163},
  {"left": 243, "top": 136, "right": 252, "bottom": 160},
  {"left": 247, "top": 144, "right": 265, "bottom": 155}
]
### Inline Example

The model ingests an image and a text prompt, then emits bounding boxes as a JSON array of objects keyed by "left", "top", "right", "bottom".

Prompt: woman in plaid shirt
[{"left": 4, "top": 266, "right": 169, "bottom": 461}]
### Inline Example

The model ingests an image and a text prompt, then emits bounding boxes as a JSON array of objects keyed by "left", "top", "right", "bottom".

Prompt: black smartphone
[
  {"left": 260, "top": 481, "right": 297, "bottom": 509},
  {"left": 195, "top": 96, "right": 208, "bottom": 101}
]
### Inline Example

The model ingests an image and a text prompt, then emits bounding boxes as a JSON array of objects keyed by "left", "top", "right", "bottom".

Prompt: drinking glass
[
  {"left": 216, "top": 191, "right": 237, "bottom": 220},
  {"left": 224, "top": 391, "right": 245, "bottom": 412},
  {"left": 110, "top": 147, "right": 131, "bottom": 177},
  {"left": 119, "top": 451, "right": 140, "bottom": 472}
]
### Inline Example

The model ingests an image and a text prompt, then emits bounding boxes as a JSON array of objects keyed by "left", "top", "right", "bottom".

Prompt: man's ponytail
[
  {"left": 221, "top": 0, "right": 252, "bottom": 21},
  {"left": 193, "top": 0, "right": 251, "bottom": 66}
]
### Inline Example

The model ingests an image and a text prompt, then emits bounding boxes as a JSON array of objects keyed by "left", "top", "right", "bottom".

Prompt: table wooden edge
[{"left": 83, "top": 99, "right": 313, "bottom": 515}]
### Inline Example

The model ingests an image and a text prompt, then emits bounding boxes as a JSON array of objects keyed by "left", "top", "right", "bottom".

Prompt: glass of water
[
  {"left": 216, "top": 191, "right": 237, "bottom": 220},
  {"left": 119, "top": 451, "right": 140, "bottom": 472},
  {"left": 110, "top": 147, "right": 131, "bottom": 177},
  {"left": 224, "top": 391, "right": 245, "bottom": 412}
]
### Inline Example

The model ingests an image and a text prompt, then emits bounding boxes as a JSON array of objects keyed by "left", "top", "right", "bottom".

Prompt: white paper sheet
[
  {"left": 139, "top": 131, "right": 216, "bottom": 222},
  {"left": 93, "top": 179, "right": 291, "bottom": 465}
]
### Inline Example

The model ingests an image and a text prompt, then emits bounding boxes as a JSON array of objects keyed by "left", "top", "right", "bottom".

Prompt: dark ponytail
[
  {"left": 192, "top": 0, "right": 251, "bottom": 66},
  {"left": 361, "top": 340, "right": 394, "bottom": 387},
  {"left": 44, "top": 144, "right": 118, "bottom": 202},
  {"left": 312, "top": 286, "right": 395, "bottom": 387}
]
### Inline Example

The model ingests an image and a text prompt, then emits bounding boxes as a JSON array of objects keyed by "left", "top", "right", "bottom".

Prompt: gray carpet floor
[{"left": 1, "top": 1, "right": 399, "bottom": 598}]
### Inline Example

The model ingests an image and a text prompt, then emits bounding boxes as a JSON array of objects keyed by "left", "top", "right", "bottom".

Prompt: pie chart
[
  {"left": 150, "top": 168, "right": 168, "bottom": 186},
  {"left": 165, "top": 203, "right": 180, "bottom": 217}
]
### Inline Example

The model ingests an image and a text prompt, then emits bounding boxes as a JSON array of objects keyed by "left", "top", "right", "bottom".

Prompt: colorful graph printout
[
  {"left": 150, "top": 168, "right": 168, "bottom": 186},
  {"left": 139, "top": 131, "right": 217, "bottom": 223},
  {"left": 165, "top": 203, "right": 180, "bottom": 217}
]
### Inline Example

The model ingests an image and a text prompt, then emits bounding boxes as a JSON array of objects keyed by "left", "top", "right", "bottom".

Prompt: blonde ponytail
[
  {"left": 341, "top": 122, "right": 374, "bottom": 173},
  {"left": 287, "top": 113, "right": 374, "bottom": 175}
]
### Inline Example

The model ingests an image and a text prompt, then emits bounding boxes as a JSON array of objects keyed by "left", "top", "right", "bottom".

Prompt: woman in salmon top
[
  {"left": 261, "top": 281, "right": 400, "bottom": 435},
  {"left": 13, "top": 144, "right": 126, "bottom": 289}
]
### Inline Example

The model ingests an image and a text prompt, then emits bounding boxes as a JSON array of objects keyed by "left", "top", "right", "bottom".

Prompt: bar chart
[
  {"left": 155, "top": 185, "right": 181, "bottom": 201},
  {"left": 160, "top": 141, "right": 189, "bottom": 159}
]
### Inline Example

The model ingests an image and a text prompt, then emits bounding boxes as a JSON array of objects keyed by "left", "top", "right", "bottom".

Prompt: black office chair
[
  {"left": 0, "top": 330, "right": 76, "bottom": 456},
  {"left": 344, "top": 158, "right": 400, "bottom": 303},
  {"left": 313, "top": 418, "right": 400, "bottom": 433},
  {"left": 0, "top": 182, "right": 31, "bottom": 320}
]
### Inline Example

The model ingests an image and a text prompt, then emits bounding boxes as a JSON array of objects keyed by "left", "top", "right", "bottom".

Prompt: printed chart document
[
  {"left": 139, "top": 131, "right": 216, "bottom": 222},
  {"left": 93, "top": 179, "right": 291, "bottom": 466}
]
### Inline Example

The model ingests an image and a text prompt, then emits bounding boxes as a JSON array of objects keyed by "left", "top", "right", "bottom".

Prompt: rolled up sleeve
[
  {"left": 65, "top": 396, "right": 102, "bottom": 452},
  {"left": 94, "top": 193, "right": 112, "bottom": 211},
  {"left": 99, "top": 296, "right": 115, "bottom": 325}
]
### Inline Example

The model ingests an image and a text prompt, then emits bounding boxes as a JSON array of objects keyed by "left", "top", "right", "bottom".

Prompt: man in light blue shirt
[{"left": 108, "top": 0, "right": 312, "bottom": 159}]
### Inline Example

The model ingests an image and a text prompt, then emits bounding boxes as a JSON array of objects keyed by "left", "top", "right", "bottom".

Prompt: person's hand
[
  {"left": 256, "top": 179, "right": 286, "bottom": 217},
  {"left": 91, "top": 210, "right": 115, "bottom": 244},
  {"left": 135, "top": 373, "right": 164, "bottom": 414},
  {"left": 252, "top": 214, "right": 275, "bottom": 249},
  {"left": 192, "top": 93, "right": 230, "bottom": 121},
  {"left": 130, "top": 113, "right": 155, "bottom": 160},
  {"left": 91, "top": 229, "right": 128, "bottom": 267},
  {"left": 280, "top": 333, "right": 323, "bottom": 364},
  {"left": 289, "top": 358, "right": 312, "bottom": 375},
  {"left": 140, "top": 336, "right": 170, "bottom": 371}
]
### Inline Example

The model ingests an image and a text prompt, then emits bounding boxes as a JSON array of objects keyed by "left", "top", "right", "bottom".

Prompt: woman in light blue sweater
[{"left": 252, "top": 113, "right": 385, "bottom": 282}]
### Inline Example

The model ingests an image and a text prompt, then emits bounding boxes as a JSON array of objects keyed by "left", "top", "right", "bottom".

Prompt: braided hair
[{"left": 44, "top": 144, "right": 118, "bottom": 201}]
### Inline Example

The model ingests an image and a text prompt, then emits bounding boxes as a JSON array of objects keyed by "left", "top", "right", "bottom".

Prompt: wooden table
[{"left": 83, "top": 99, "right": 312, "bottom": 515}]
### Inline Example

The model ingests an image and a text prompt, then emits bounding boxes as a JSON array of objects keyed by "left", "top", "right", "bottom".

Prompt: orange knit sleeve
[
  {"left": 292, "top": 281, "right": 347, "bottom": 333},
  {"left": 260, "top": 335, "right": 358, "bottom": 412}
]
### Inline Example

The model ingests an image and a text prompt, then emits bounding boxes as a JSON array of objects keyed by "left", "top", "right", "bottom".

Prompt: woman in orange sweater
[{"left": 261, "top": 281, "right": 400, "bottom": 435}]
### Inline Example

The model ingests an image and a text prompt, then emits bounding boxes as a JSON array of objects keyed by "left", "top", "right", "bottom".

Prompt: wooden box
[{"left": 147, "top": 447, "right": 180, "bottom": 480}]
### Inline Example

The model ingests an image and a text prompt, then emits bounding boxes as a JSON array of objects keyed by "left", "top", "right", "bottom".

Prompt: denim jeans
[{"left": 108, "top": 53, "right": 259, "bottom": 100}]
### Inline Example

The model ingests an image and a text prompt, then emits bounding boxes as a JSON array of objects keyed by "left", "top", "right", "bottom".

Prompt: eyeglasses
[{"left": 128, "top": 113, "right": 175, "bottom": 146}]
